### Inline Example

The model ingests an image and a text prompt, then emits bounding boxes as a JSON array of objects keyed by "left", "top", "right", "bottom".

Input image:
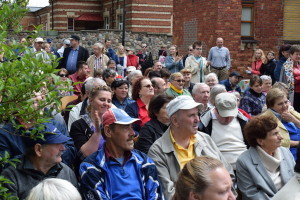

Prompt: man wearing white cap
[
  {"left": 30, "top": 37, "right": 50, "bottom": 63},
  {"left": 80, "top": 108, "right": 164, "bottom": 200},
  {"left": 200, "top": 92, "right": 248, "bottom": 170},
  {"left": 148, "top": 95, "right": 235, "bottom": 199}
]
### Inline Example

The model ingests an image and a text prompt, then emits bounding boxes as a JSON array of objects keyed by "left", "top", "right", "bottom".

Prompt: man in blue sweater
[{"left": 80, "top": 108, "right": 164, "bottom": 200}]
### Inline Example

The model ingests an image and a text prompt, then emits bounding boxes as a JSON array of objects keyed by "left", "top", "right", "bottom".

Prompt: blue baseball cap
[
  {"left": 102, "top": 108, "right": 140, "bottom": 126},
  {"left": 23, "top": 123, "right": 70, "bottom": 146},
  {"left": 47, "top": 38, "right": 53, "bottom": 43}
]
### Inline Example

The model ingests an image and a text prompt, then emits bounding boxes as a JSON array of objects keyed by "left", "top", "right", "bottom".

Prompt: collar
[
  {"left": 256, "top": 146, "right": 282, "bottom": 173},
  {"left": 249, "top": 88, "right": 262, "bottom": 97},
  {"left": 104, "top": 145, "right": 132, "bottom": 166},
  {"left": 169, "top": 129, "right": 196, "bottom": 148},
  {"left": 72, "top": 46, "right": 80, "bottom": 51},
  {"left": 136, "top": 98, "right": 146, "bottom": 108},
  {"left": 170, "top": 84, "right": 183, "bottom": 94},
  {"left": 94, "top": 54, "right": 102, "bottom": 59}
]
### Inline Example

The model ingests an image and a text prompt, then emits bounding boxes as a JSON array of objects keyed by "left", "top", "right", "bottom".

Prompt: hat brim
[
  {"left": 114, "top": 118, "right": 140, "bottom": 125},
  {"left": 218, "top": 108, "right": 238, "bottom": 118},
  {"left": 168, "top": 102, "right": 203, "bottom": 117}
]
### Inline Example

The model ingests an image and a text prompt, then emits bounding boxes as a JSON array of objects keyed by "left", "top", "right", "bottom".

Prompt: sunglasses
[
  {"left": 142, "top": 46, "right": 147, "bottom": 48},
  {"left": 59, "top": 74, "right": 67, "bottom": 77},
  {"left": 189, "top": 49, "right": 193, "bottom": 51},
  {"left": 174, "top": 79, "right": 185, "bottom": 83},
  {"left": 143, "top": 84, "right": 153, "bottom": 88}
]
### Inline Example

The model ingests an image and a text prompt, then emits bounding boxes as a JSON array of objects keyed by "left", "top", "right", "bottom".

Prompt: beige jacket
[
  {"left": 185, "top": 56, "right": 209, "bottom": 83},
  {"left": 87, "top": 54, "right": 109, "bottom": 77}
]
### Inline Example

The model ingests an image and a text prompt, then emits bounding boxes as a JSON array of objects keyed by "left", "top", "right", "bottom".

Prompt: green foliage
[{"left": 0, "top": 1, "right": 72, "bottom": 199}]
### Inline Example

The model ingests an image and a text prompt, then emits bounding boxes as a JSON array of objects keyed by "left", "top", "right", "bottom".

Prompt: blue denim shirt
[
  {"left": 66, "top": 47, "right": 79, "bottom": 74},
  {"left": 112, "top": 96, "right": 135, "bottom": 111}
]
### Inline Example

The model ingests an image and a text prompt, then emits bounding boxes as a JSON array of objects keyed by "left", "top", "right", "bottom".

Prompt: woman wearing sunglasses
[
  {"left": 165, "top": 72, "right": 192, "bottom": 98},
  {"left": 125, "top": 77, "right": 154, "bottom": 134},
  {"left": 56, "top": 68, "right": 73, "bottom": 96}
]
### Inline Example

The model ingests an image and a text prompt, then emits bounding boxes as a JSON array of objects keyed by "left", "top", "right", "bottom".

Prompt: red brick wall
[{"left": 173, "top": 0, "right": 284, "bottom": 77}]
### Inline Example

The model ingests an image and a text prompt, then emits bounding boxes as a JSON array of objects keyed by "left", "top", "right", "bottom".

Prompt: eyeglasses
[
  {"left": 174, "top": 79, "right": 185, "bottom": 83},
  {"left": 142, "top": 46, "right": 147, "bottom": 48},
  {"left": 59, "top": 74, "right": 67, "bottom": 77},
  {"left": 195, "top": 48, "right": 202, "bottom": 51},
  {"left": 189, "top": 49, "right": 193, "bottom": 51},
  {"left": 143, "top": 84, "right": 153, "bottom": 88}
]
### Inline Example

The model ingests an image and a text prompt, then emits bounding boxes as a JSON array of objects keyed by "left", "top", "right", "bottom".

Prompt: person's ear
[
  {"left": 257, "top": 138, "right": 264, "bottom": 146},
  {"left": 34, "top": 143, "right": 43, "bottom": 157},
  {"left": 104, "top": 125, "right": 112, "bottom": 139},
  {"left": 189, "top": 191, "right": 201, "bottom": 200}
]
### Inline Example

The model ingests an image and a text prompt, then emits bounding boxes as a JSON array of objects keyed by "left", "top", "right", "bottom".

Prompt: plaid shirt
[{"left": 240, "top": 89, "right": 266, "bottom": 116}]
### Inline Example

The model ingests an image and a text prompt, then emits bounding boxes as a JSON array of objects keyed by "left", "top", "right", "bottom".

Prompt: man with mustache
[
  {"left": 148, "top": 95, "right": 235, "bottom": 199},
  {"left": 80, "top": 108, "right": 164, "bottom": 200},
  {"left": 1, "top": 123, "right": 77, "bottom": 200}
]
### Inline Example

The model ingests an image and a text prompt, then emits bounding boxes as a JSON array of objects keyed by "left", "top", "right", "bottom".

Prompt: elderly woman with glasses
[
  {"left": 263, "top": 88, "right": 300, "bottom": 158},
  {"left": 236, "top": 114, "right": 295, "bottom": 200},
  {"left": 165, "top": 72, "right": 191, "bottom": 97},
  {"left": 125, "top": 77, "right": 154, "bottom": 134},
  {"left": 111, "top": 79, "right": 134, "bottom": 110}
]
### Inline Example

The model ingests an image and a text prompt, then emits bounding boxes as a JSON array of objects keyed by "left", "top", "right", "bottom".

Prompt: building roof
[{"left": 27, "top": 6, "right": 44, "bottom": 12}]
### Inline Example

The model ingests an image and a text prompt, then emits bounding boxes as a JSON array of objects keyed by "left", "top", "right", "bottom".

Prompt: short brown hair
[
  {"left": 132, "top": 77, "right": 148, "bottom": 100},
  {"left": 192, "top": 41, "right": 202, "bottom": 49},
  {"left": 249, "top": 75, "right": 262, "bottom": 87},
  {"left": 244, "top": 114, "right": 278, "bottom": 147},
  {"left": 148, "top": 94, "right": 173, "bottom": 119},
  {"left": 266, "top": 88, "right": 286, "bottom": 108}
]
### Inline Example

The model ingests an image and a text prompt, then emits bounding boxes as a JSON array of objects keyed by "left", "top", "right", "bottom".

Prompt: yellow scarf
[{"left": 170, "top": 84, "right": 183, "bottom": 94}]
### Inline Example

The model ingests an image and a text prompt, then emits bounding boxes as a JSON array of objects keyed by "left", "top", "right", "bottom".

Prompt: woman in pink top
[{"left": 247, "top": 49, "right": 267, "bottom": 75}]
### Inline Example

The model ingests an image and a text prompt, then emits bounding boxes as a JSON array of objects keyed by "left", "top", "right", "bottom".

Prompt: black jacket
[
  {"left": 134, "top": 118, "right": 168, "bottom": 154},
  {"left": 59, "top": 46, "right": 89, "bottom": 73}
]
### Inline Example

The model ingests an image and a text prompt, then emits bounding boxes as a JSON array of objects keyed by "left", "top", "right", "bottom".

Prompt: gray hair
[
  {"left": 192, "top": 83, "right": 210, "bottom": 95},
  {"left": 205, "top": 72, "right": 219, "bottom": 83},
  {"left": 127, "top": 70, "right": 142, "bottom": 83},
  {"left": 209, "top": 84, "right": 226, "bottom": 105},
  {"left": 26, "top": 178, "right": 81, "bottom": 200},
  {"left": 85, "top": 78, "right": 106, "bottom": 93},
  {"left": 260, "top": 75, "right": 272, "bottom": 81}
]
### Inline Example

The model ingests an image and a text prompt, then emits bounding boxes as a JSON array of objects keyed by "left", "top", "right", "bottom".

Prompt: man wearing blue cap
[
  {"left": 80, "top": 108, "right": 164, "bottom": 200},
  {"left": 1, "top": 124, "right": 77, "bottom": 200},
  {"left": 219, "top": 71, "right": 243, "bottom": 93}
]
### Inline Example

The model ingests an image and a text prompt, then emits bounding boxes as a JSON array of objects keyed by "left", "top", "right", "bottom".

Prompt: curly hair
[{"left": 244, "top": 114, "right": 278, "bottom": 147}]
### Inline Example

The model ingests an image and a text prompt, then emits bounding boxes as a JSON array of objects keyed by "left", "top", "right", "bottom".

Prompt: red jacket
[{"left": 127, "top": 54, "right": 139, "bottom": 68}]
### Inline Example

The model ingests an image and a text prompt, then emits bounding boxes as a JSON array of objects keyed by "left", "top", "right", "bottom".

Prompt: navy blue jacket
[{"left": 219, "top": 79, "right": 242, "bottom": 93}]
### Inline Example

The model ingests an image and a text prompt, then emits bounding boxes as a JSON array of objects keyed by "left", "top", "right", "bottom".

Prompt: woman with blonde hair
[
  {"left": 247, "top": 49, "right": 267, "bottom": 75},
  {"left": 173, "top": 156, "right": 235, "bottom": 200},
  {"left": 116, "top": 45, "right": 127, "bottom": 77}
]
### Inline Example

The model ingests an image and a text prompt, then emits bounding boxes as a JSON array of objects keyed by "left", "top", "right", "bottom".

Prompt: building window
[
  {"left": 104, "top": 17, "right": 109, "bottom": 29},
  {"left": 241, "top": 1, "right": 254, "bottom": 38},
  {"left": 68, "top": 18, "right": 74, "bottom": 31},
  {"left": 117, "top": 14, "right": 123, "bottom": 30}
]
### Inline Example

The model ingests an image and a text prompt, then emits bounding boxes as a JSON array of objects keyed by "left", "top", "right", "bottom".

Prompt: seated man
[
  {"left": 200, "top": 92, "right": 248, "bottom": 170},
  {"left": 1, "top": 124, "right": 77, "bottom": 200},
  {"left": 219, "top": 71, "right": 242, "bottom": 93},
  {"left": 80, "top": 108, "right": 164, "bottom": 200},
  {"left": 69, "top": 61, "right": 91, "bottom": 96},
  {"left": 148, "top": 95, "right": 234, "bottom": 199},
  {"left": 192, "top": 82, "right": 211, "bottom": 115}
]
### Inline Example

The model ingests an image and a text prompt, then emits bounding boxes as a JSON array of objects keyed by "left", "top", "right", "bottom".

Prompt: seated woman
[
  {"left": 240, "top": 75, "right": 266, "bottom": 116},
  {"left": 173, "top": 156, "right": 235, "bottom": 200},
  {"left": 205, "top": 72, "right": 219, "bottom": 90},
  {"left": 134, "top": 94, "right": 172, "bottom": 154},
  {"left": 272, "top": 146, "right": 300, "bottom": 200},
  {"left": 70, "top": 85, "right": 112, "bottom": 161},
  {"left": 102, "top": 68, "right": 116, "bottom": 87},
  {"left": 125, "top": 77, "right": 154, "bottom": 134},
  {"left": 261, "top": 75, "right": 272, "bottom": 96},
  {"left": 264, "top": 88, "right": 300, "bottom": 157},
  {"left": 236, "top": 114, "right": 295, "bottom": 200},
  {"left": 111, "top": 79, "right": 134, "bottom": 110},
  {"left": 56, "top": 68, "right": 73, "bottom": 97}
]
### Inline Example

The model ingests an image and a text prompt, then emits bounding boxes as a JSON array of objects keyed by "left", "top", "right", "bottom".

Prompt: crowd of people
[{"left": 1, "top": 34, "right": 300, "bottom": 200}]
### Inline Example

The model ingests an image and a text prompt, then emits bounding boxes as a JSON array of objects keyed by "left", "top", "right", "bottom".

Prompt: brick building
[
  {"left": 173, "top": 0, "right": 300, "bottom": 75},
  {"left": 21, "top": 0, "right": 173, "bottom": 34}
]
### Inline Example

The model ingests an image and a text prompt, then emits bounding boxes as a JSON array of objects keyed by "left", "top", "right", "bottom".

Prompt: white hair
[
  {"left": 209, "top": 84, "right": 226, "bottom": 105},
  {"left": 85, "top": 77, "right": 106, "bottom": 93},
  {"left": 205, "top": 72, "right": 219, "bottom": 83},
  {"left": 192, "top": 83, "right": 210, "bottom": 95},
  {"left": 260, "top": 75, "right": 272, "bottom": 81},
  {"left": 26, "top": 178, "right": 81, "bottom": 200},
  {"left": 127, "top": 70, "right": 142, "bottom": 83}
]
